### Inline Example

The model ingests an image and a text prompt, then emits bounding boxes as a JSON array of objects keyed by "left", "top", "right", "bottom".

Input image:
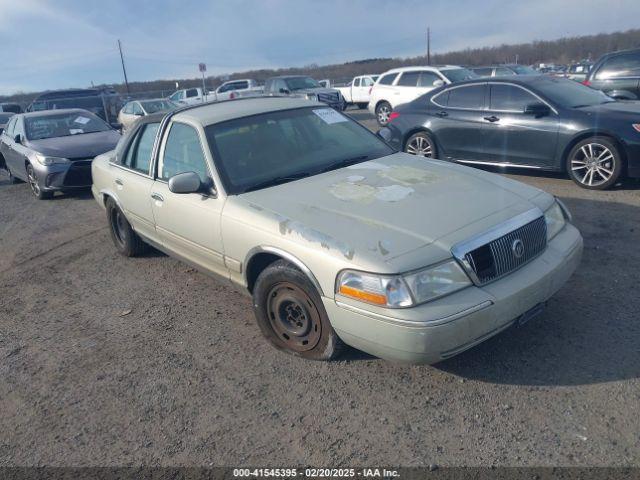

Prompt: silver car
[
  {"left": 91, "top": 97, "right": 582, "bottom": 363},
  {"left": 0, "top": 109, "right": 120, "bottom": 199},
  {"left": 118, "top": 99, "right": 178, "bottom": 132}
]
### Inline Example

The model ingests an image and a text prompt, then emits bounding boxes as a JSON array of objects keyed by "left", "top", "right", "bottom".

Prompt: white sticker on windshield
[
  {"left": 313, "top": 108, "right": 348, "bottom": 125},
  {"left": 74, "top": 116, "right": 90, "bottom": 125},
  {"left": 69, "top": 129, "right": 84, "bottom": 135}
]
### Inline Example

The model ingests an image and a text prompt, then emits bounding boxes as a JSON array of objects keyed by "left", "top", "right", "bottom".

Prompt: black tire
[
  {"left": 26, "top": 163, "right": 53, "bottom": 199},
  {"left": 252, "top": 259, "right": 344, "bottom": 361},
  {"left": 375, "top": 101, "right": 392, "bottom": 126},
  {"left": 106, "top": 197, "right": 147, "bottom": 256},
  {"left": 404, "top": 131, "right": 438, "bottom": 159},
  {"left": 357, "top": 103, "right": 368, "bottom": 109},
  {"left": 566, "top": 136, "right": 623, "bottom": 190}
]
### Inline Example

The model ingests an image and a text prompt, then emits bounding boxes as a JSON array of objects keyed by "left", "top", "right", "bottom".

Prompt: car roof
[
  {"left": 433, "top": 74, "right": 549, "bottom": 88},
  {"left": 172, "top": 97, "right": 319, "bottom": 126},
  {"left": 20, "top": 108, "right": 96, "bottom": 119},
  {"left": 382, "top": 65, "right": 463, "bottom": 74}
]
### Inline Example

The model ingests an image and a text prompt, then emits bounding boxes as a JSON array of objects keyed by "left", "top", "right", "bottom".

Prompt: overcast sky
[{"left": 0, "top": 0, "right": 638, "bottom": 95}]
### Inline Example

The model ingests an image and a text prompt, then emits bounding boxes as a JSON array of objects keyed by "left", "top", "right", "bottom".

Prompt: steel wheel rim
[
  {"left": 406, "top": 136, "right": 433, "bottom": 157},
  {"left": 266, "top": 282, "right": 321, "bottom": 352},
  {"left": 111, "top": 209, "right": 127, "bottom": 247},
  {"left": 377, "top": 105, "right": 390, "bottom": 124},
  {"left": 571, "top": 143, "right": 615, "bottom": 187},
  {"left": 27, "top": 166, "right": 40, "bottom": 196}
]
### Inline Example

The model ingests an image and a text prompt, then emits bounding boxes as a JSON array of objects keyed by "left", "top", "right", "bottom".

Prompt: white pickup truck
[
  {"left": 335, "top": 74, "right": 379, "bottom": 109},
  {"left": 210, "top": 79, "right": 263, "bottom": 101},
  {"left": 167, "top": 87, "right": 209, "bottom": 105}
]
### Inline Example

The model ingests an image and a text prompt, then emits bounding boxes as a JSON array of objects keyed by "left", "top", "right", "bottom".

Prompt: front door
[
  {"left": 482, "top": 83, "right": 559, "bottom": 167},
  {"left": 151, "top": 121, "right": 227, "bottom": 277}
]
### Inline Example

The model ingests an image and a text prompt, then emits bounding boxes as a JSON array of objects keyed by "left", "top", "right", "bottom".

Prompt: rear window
[
  {"left": 397, "top": 72, "right": 420, "bottom": 87},
  {"left": 441, "top": 68, "right": 479, "bottom": 83},
  {"left": 438, "top": 84, "right": 485, "bottom": 109},
  {"left": 378, "top": 73, "right": 399, "bottom": 85}
]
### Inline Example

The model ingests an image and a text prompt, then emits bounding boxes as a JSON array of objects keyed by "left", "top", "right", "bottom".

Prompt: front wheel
[
  {"left": 567, "top": 137, "right": 623, "bottom": 190},
  {"left": 404, "top": 132, "right": 437, "bottom": 158},
  {"left": 26, "top": 163, "right": 53, "bottom": 199},
  {"left": 375, "top": 101, "right": 392, "bottom": 126},
  {"left": 252, "top": 260, "right": 344, "bottom": 361}
]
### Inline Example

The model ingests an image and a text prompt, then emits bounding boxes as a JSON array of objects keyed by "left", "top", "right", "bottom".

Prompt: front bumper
[
  {"left": 36, "top": 160, "right": 93, "bottom": 191},
  {"left": 324, "top": 223, "right": 583, "bottom": 364}
]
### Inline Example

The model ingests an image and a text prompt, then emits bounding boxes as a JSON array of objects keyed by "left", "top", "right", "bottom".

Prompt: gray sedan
[{"left": 0, "top": 109, "right": 121, "bottom": 199}]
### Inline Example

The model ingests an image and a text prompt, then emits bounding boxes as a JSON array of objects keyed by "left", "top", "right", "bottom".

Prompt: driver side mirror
[
  {"left": 168, "top": 171, "right": 212, "bottom": 195},
  {"left": 278, "top": 88, "right": 290, "bottom": 94},
  {"left": 433, "top": 79, "right": 445, "bottom": 88},
  {"left": 524, "top": 103, "right": 551, "bottom": 117}
]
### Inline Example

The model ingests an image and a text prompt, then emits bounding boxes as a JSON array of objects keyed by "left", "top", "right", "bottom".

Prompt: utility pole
[
  {"left": 427, "top": 27, "right": 431, "bottom": 65},
  {"left": 117, "top": 39, "right": 130, "bottom": 94}
]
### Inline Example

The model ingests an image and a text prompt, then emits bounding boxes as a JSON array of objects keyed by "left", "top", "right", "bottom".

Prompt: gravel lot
[{"left": 1, "top": 110, "right": 639, "bottom": 467}]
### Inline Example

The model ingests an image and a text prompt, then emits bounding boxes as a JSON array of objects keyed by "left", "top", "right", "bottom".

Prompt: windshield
[
  {"left": 533, "top": 76, "right": 612, "bottom": 108},
  {"left": 140, "top": 100, "right": 177, "bottom": 113},
  {"left": 205, "top": 107, "right": 394, "bottom": 194},
  {"left": 441, "top": 68, "right": 479, "bottom": 82},
  {"left": 284, "top": 77, "right": 320, "bottom": 91},
  {"left": 511, "top": 65, "right": 537, "bottom": 74},
  {"left": 25, "top": 112, "right": 110, "bottom": 140}
]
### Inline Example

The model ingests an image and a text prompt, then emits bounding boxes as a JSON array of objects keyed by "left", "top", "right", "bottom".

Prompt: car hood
[
  {"left": 577, "top": 100, "right": 640, "bottom": 117},
  {"left": 26, "top": 130, "right": 121, "bottom": 159},
  {"left": 235, "top": 153, "right": 553, "bottom": 272}
]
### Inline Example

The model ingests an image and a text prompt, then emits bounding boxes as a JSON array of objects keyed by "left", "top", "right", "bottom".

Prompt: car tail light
[
  {"left": 633, "top": 124, "right": 640, "bottom": 133},
  {"left": 388, "top": 112, "right": 400, "bottom": 122},
  {"left": 582, "top": 80, "right": 591, "bottom": 87}
]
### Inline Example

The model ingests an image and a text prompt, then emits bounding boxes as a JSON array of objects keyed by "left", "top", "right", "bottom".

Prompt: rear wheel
[
  {"left": 252, "top": 260, "right": 344, "bottom": 361},
  {"left": 26, "top": 164, "right": 52, "bottom": 199},
  {"left": 375, "top": 101, "right": 392, "bottom": 126},
  {"left": 567, "top": 137, "right": 622, "bottom": 190},
  {"left": 106, "top": 197, "right": 147, "bottom": 256},
  {"left": 404, "top": 132, "right": 437, "bottom": 158}
]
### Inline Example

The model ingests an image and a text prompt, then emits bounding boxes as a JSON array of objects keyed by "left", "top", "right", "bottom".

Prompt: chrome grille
[
  {"left": 454, "top": 213, "right": 547, "bottom": 285},
  {"left": 317, "top": 92, "right": 339, "bottom": 104}
]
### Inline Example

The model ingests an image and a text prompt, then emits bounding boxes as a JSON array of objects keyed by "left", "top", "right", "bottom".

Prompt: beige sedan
[
  {"left": 117, "top": 98, "right": 177, "bottom": 132},
  {"left": 92, "top": 97, "right": 582, "bottom": 363}
]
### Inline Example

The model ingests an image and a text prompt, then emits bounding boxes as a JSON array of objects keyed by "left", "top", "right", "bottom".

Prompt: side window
[
  {"left": 378, "top": 73, "right": 399, "bottom": 85},
  {"left": 495, "top": 67, "right": 515, "bottom": 76},
  {"left": 397, "top": 72, "right": 420, "bottom": 87},
  {"left": 132, "top": 103, "right": 143, "bottom": 115},
  {"left": 595, "top": 53, "right": 640, "bottom": 79},
  {"left": 361, "top": 77, "right": 374, "bottom": 87},
  {"left": 123, "top": 123, "right": 159, "bottom": 173},
  {"left": 236, "top": 81, "right": 249, "bottom": 90},
  {"left": 473, "top": 67, "right": 493, "bottom": 77},
  {"left": 446, "top": 85, "right": 486, "bottom": 109},
  {"left": 186, "top": 89, "right": 198, "bottom": 98},
  {"left": 160, "top": 123, "right": 209, "bottom": 183},
  {"left": 490, "top": 84, "right": 537, "bottom": 111},
  {"left": 354, "top": 78, "right": 361, "bottom": 87},
  {"left": 418, "top": 71, "right": 441, "bottom": 87},
  {"left": 264, "top": 80, "right": 273, "bottom": 93},
  {"left": 276, "top": 80, "right": 288, "bottom": 92},
  {"left": 123, "top": 103, "right": 132, "bottom": 114}
]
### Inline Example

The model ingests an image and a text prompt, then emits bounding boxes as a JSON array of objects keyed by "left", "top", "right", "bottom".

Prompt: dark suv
[
  {"left": 585, "top": 49, "right": 640, "bottom": 100},
  {"left": 264, "top": 76, "right": 344, "bottom": 110},
  {"left": 27, "top": 88, "right": 122, "bottom": 127}
]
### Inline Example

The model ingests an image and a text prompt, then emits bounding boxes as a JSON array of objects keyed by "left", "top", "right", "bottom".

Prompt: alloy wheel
[
  {"left": 26, "top": 165, "right": 41, "bottom": 196},
  {"left": 377, "top": 104, "right": 391, "bottom": 125},
  {"left": 570, "top": 143, "right": 615, "bottom": 188},
  {"left": 266, "top": 282, "right": 322, "bottom": 352},
  {"left": 406, "top": 135, "right": 433, "bottom": 157}
]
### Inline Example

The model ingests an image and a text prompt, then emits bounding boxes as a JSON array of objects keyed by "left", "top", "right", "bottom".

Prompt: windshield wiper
[
  {"left": 242, "top": 171, "right": 312, "bottom": 193},
  {"left": 320, "top": 155, "right": 371, "bottom": 174}
]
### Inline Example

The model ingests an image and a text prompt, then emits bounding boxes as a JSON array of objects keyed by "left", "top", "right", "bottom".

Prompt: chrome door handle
[
  {"left": 151, "top": 193, "right": 164, "bottom": 202},
  {"left": 435, "top": 111, "right": 448, "bottom": 117},
  {"left": 484, "top": 115, "right": 500, "bottom": 122}
]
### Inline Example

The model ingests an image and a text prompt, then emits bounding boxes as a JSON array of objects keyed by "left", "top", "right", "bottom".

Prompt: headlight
[
  {"left": 35, "top": 153, "right": 69, "bottom": 166},
  {"left": 544, "top": 200, "right": 567, "bottom": 241},
  {"left": 336, "top": 260, "right": 471, "bottom": 308}
]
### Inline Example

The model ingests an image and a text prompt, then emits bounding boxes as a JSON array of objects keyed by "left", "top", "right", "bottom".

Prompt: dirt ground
[{"left": 0, "top": 113, "right": 639, "bottom": 467}]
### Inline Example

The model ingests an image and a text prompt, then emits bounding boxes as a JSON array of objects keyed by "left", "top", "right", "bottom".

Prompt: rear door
[
  {"left": 150, "top": 121, "right": 227, "bottom": 276},
  {"left": 112, "top": 122, "right": 159, "bottom": 241},
  {"left": 394, "top": 71, "right": 422, "bottom": 107},
  {"left": 351, "top": 77, "right": 367, "bottom": 103},
  {"left": 429, "top": 83, "right": 488, "bottom": 160},
  {"left": 482, "top": 83, "right": 559, "bottom": 167}
]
